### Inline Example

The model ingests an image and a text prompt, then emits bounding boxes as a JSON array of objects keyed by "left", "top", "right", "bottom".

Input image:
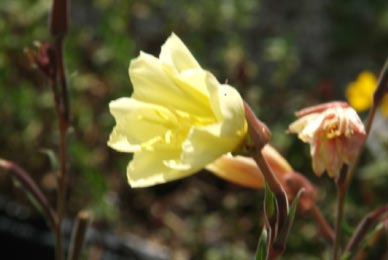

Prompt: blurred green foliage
[{"left": 1, "top": 0, "right": 388, "bottom": 259}]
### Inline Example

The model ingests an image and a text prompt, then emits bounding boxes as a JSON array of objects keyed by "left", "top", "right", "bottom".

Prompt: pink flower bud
[
  {"left": 205, "top": 144, "right": 292, "bottom": 188},
  {"left": 206, "top": 145, "right": 317, "bottom": 211},
  {"left": 288, "top": 101, "right": 366, "bottom": 177}
]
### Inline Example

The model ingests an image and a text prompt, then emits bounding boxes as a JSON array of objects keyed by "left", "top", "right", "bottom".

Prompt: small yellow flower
[
  {"left": 345, "top": 70, "right": 388, "bottom": 116},
  {"left": 108, "top": 33, "right": 247, "bottom": 187},
  {"left": 288, "top": 102, "right": 366, "bottom": 178}
]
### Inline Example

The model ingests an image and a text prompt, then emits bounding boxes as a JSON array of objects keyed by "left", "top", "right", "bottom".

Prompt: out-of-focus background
[{"left": 1, "top": 0, "right": 388, "bottom": 259}]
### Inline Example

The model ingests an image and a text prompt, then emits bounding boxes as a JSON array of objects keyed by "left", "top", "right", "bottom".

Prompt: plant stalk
[
  {"left": 50, "top": 0, "right": 70, "bottom": 258},
  {"left": 333, "top": 166, "right": 348, "bottom": 260}
]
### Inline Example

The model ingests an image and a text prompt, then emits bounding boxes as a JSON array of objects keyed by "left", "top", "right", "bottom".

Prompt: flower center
[{"left": 325, "top": 121, "right": 341, "bottom": 139}]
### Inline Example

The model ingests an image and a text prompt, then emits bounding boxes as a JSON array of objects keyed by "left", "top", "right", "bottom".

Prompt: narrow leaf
[
  {"left": 256, "top": 228, "right": 268, "bottom": 260},
  {"left": 264, "top": 180, "right": 278, "bottom": 252},
  {"left": 343, "top": 204, "right": 388, "bottom": 259},
  {"left": 0, "top": 158, "right": 57, "bottom": 229},
  {"left": 288, "top": 188, "right": 304, "bottom": 228},
  {"left": 11, "top": 177, "right": 53, "bottom": 227},
  {"left": 40, "top": 148, "right": 59, "bottom": 172},
  {"left": 273, "top": 188, "right": 304, "bottom": 255},
  {"left": 264, "top": 181, "right": 276, "bottom": 222}
]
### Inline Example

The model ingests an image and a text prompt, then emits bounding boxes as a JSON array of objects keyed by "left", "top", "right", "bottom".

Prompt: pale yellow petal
[
  {"left": 130, "top": 52, "right": 212, "bottom": 117},
  {"left": 175, "top": 74, "right": 247, "bottom": 170},
  {"left": 127, "top": 150, "right": 200, "bottom": 188},
  {"left": 108, "top": 97, "right": 179, "bottom": 152},
  {"left": 159, "top": 33, "right": 201, "bottom": 72},
  {"left": 289, "top": 113, "right": 322, "bottom": 143},
  {"left": 181, "top": 123, "right": 244, "bottom": 170},
  {"left": 205, "top": 73, "right": 246, "bottom": 135},
  {"left": 311, "top": 142, "right": 325, "bottom": 176},
  {"left": 162, "top": 67, "right": 216, "bottom": 118},
  {"left": 168, "top": 68, "right": 210, "bottom": 101}
]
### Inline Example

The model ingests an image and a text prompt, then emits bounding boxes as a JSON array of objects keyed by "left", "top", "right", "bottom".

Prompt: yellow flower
[
  {"left": 345, "top": 70, "right": 388, "bottom": 116},
  {"left": 288, "top": 102, "right": 366, "bottom": 177},
  {"left": 108, "top": 33, "right": 247, "bottom": 187}
]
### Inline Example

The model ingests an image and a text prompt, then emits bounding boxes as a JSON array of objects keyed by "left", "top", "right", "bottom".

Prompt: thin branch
[
  {"left": 0, "top": 159, "right": 57, "bottom": 229},
  {"left": 344, "top": 57, "right": 388, "bottom": 191},
  {"left": 67, "top": 211, "right": 91, "bottom": 260},
  {"left": 333, "top": 165, "right": 348, "bottom": 260},
  {"left": 49, "top": 1, "right": 70, "bottom": 260}
]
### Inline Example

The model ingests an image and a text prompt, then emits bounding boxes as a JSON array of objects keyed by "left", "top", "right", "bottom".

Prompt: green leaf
[
  {"left": 273, "top": 188, "right": 304, "bottom": 254},
  {"left": 340, "top": 252, "right": 351, "bottom": 260},
  {"left": 11, "top": 176, "right": 51, "bottom": 225},
  {"left": 288, "top": 188, "right": 304, "bottom": 228},
  {"left": 264, "top": 181, "right": 276, "bottom": 222},
  {"left": 40, "top": 148, "right": 59, "bottom": 172},
  {"left": 342, "top": 222, "right": 386, "bottom": 259},
  {"left": 0, "top": 159, "right": 56, "bottom": 229},
  {"left": 255, "top": 228, "right": 268, "bottom": 260}
]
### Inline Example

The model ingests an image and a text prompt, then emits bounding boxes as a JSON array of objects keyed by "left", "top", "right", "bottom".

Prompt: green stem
[
  {"left": 333, "top": 167, "right": 348, "bottom": 260},
  {"left": 243, "top": 102, "right": 289, "bottom": 223},
  {"left": 244, "top": 102, "right": 289, "bottom": 259},
  {"left": 254, "top": 152, "right": 289, "bottom": 233}
]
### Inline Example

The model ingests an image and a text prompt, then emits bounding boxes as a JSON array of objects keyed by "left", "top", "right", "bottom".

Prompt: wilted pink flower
[{"left": 288, "top": 101, "right": 366, "bottom": 177}]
